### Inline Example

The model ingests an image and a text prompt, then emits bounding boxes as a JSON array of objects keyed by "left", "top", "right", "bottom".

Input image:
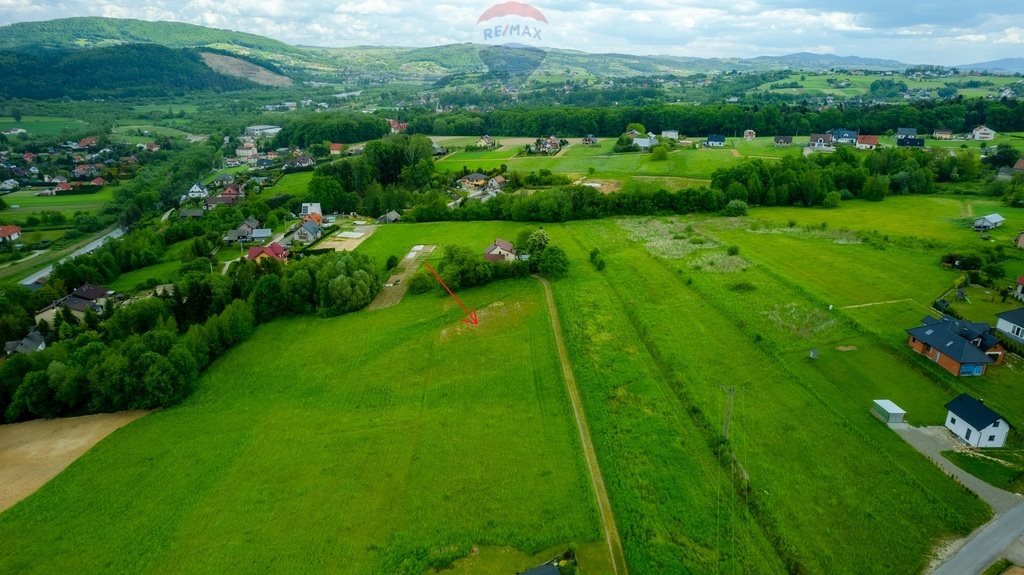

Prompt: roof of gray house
[{"left": 945, "top": 393, "right": 1009, "bottom": 430}]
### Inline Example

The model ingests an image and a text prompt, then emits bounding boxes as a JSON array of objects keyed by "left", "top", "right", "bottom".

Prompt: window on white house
[
  {"left": 989, "top": 435, "right": 996, "bottom": 441},
  {"left": 994, "top": 421, "right": 999, "bottom": 428},
  {"left": 950, "top": 417, "right": 957, "bottom": 425},
  {"left": 1013, "top": 325, "right": 1024, "bottom": 338}
]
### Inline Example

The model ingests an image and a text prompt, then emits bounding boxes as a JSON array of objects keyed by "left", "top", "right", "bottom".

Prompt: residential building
[
  {"left": 301, "top": 203, "right": 323, "bottom": 217},
  {"left": 378, "top": 211, "right": 402, "bottom": 224},
  {"left": 244, "top": 125, "right": 282, "bottom": 138},
  {"left": 972, "top": 125, "right": 997, "bottom": 141},
  {"left": 705, "top": 134, "right": 726, "bottom": 147},
  {"left": 897, "top": 138, "right": 925, "bottom": 148},
  {"left": 743, "top": 129, "right": 757, "bottom": 141},
  {"left": 459, "top": 173, "right": 489, "bottom": 188},
  {"left": 933, "top": 129, "right": 953, "bottom": 140},
  {"left": 484, "top": 238, "right": 517, "bottom": 263},
  {"left": 293, "top": 221, "right": 323, "bottom": 244},
  {"left": 246, "top": 242, "right": 288, "bottom": 262},
  {"left": 661, "top": 130, "right": 679, "bottom": 141},
  {"left": 487, "top": 175, "right": 506, "bottom": 191},
  {"left": 906, "top": 315, "right": 1006, "bottom": 377},
  {"left": 633, "top": 137, "right": 656, "bottom": 151},
  {"left": 856, "top": 135, "right": 880, "bottom": 150},
  {"left": 774, "top": 136, "right": 793, "bottom": 146},
  {"left": 896, "top": 127, "right": 918, "bottom": 140},
  {"left": 995, "top": 308, "right": 1024, "bottom": 344},
  {"left": 809, "top": 134, "right": 833, "bottom": 148},
  {"left": 0, "top": 225, "right": 22, "bottom": 243},
  {"left": 829, "top": 129, "right": 859, "bottom": 144},
  {"left": 187, "top": 183, "right": 209, "bottom": 199},
  {"left": 944, "top": 393, "right": 1010, "bottom": 448},
  {"left": 476, "top": 135, "right": 497, "bottom": 148},
  {"left": 330, "top": 143, "right": 344, "bottom": 155},
  {"left": 4, "top": 330, "right": 46, "bottom": 356}
]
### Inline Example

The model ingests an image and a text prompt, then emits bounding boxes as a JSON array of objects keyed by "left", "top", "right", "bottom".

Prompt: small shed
[{"left": 871, "top": 399, "right": 906, "bottom": 424}]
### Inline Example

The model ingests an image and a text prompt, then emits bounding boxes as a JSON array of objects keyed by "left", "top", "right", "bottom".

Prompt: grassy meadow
[
  {"left": 0, "top": 186, "right": 114, "bottom": 222},
  {"left": 0, "top": 278, "right": 609, "bottom": 575},
  {"left": 0, "top": 115, "right": 90, "bottom": 136}
]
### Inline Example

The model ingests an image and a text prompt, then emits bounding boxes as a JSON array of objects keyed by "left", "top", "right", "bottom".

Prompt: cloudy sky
[{"left": 2, "top": 0, "right": 1023, "bottom": 65}]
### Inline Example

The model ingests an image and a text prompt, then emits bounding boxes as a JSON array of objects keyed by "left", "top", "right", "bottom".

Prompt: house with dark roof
[
  {"left": 774, "top": 136, "right": 793, "bottom": 146},
  {"left": 897, "top": 137, "right": 925, "bottom": 148},
  {"left": 896, "top": 127, "right": 918, "bottom": 140},
  {"left": 293, "top": 221, "right": 323, "bottom": 245},
  {"left": 459, "top": 173, "right": 489, "bottom": 188},
  {"left": 808, "top": 133, "right": 833, "bottom": 148},
  {"left": 828, "top": 128, "right": 859, "bottom": 144},
  {"left": 224, "top": 217, "right": 261, "bottom": 244},
  {"left": 705, "top": 134, "right": 726, "bottom": 147},
  {"left": 906, "top": 315, "right": 1006, "bottom": 377},
  {"left": 5, "top": 330, "right": 46, "bottom": 356},
  {"left": 944, "top": 393, "right": 1010, "bottom": 448},
  {"left": 378, "top": 211, "right": 402, "bottom": 224},
  {"left": 995, "top": 308, "right": 1024, "bottom": 344},
  {"left": 73, "top": 283, "right": 111, "bottom": 304},
  {"left": 34, "top": 295, "right": 105, "bottom": 326},
  {"left": 484, "top": 238, "right": 517, "bottom": 263}
]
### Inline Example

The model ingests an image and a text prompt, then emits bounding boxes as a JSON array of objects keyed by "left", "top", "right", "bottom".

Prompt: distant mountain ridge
[{"left": 957, "top": 58, "right": 1024, "bottom": 74}]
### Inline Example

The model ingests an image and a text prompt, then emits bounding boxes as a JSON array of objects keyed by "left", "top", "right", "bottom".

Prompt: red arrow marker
[{"left": 423, "top": 262, "right": 479, "bottom": 325}]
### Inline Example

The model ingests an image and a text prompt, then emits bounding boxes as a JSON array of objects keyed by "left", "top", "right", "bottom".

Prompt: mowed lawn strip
[
  {"left": 571, "top": 218, "right": 989, "bottom": 574},
  {"left": 0, "top": 279, "right": 603, "bottom": 574}
]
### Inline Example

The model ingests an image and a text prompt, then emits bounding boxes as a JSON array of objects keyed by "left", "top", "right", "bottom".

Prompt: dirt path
[
  {"left": 367, "top": 245, "right": 436, "bottom": 311},
  {"left": 842, "top": 298, "right": 916, "bottom": 309},
  {"left": 731, "top": 148, "right": 741, "bottom": 158},
  {"left": 0, "top": 411, "right": 147, "bottom": 513},
  {"left": 534, "top": 275, "right": 628, "bottom": 575}
]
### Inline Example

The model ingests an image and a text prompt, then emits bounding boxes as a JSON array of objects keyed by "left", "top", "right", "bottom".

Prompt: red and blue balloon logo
[{"left": 475, "top": 2, "right": 550, "bottom": 83}]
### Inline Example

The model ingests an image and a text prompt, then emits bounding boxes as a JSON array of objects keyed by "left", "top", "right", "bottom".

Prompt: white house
[
  {"left": 972, "top": 125, "right": 997, "bottom": 141},
  {"left": 187, "top": 183, "right": 209, "bottom": 199},
  {"left": 484, "top": 238, "right": 517, "bottom": 263},
  {"left": 974, "top": 213, "right": 1005, "bottom": 231},
  {"left": 633, "top": 137, "right": 655, "bottom": 151},
  {"left": 945, "top": 393, "right": 1010, "bottom": 448},
  {"left": 0, "top": 225, "right": 21, "bottom": 243},
  {"left": 245, "top": 125, "right": 282, "bottom": 138},
  {"left": 996, "top": 308, "right": 1024, "bottom": 344},
  {"left": 661, "top": 130, "right": 680, "bottom": 140},
  {"left": 706, "top": 134, "right": 726, "bottom": 147},
  {"left": 301, "top": 203, "right": 323, "bottom": 217}
]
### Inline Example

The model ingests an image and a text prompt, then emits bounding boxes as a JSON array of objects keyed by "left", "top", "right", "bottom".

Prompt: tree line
[{"left": 402, "top": 99, "right": 1024, "bottom": 139}]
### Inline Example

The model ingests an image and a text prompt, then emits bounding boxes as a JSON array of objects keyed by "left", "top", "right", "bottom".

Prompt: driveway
[{"left": 891, "top": 425, "right": 1024, "bottom": 575}]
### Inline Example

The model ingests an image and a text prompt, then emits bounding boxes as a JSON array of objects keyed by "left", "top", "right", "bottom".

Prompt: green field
[
  {"left": 751, "top": 73, "right": 1020, "bottom": 99},
  {"left": 263, "top": 171, "right": 314, "bottom": 198},
  {"left": 0, "top": 115, "right": 90, "bottom": 136},
  {"left": 0, "top": 279, "right": 610, "bottom": 574},
  {"left": 0, "top": 187, "right": 115, "bottom": 222}
]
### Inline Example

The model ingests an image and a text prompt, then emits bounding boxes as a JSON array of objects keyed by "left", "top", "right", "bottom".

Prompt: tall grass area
[
  {"left": 557, "top": 218, "right": 989, "bottom": 574},
  {"left": 0, "top": 279, "right": 603, "bottom": 574}
]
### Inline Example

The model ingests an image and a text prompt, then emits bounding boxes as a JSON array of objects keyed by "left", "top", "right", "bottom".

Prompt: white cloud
[{"left": 0, "top": 1, "right": 1021, "bottom": 64}]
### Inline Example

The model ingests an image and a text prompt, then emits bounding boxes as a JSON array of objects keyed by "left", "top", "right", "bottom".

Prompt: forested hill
[
  {"left": 0, "top": 44, "right": 256, "bottom": 99},
  {"left": 0, "top": 17, "right": 294, "bottom": 52}
]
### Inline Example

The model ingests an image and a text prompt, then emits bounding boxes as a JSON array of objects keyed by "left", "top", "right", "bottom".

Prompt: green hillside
[
  {"left": 0, "top": 44, "right": 255, "bottom": 99},
  {"left": 0, "top": 16, "right": 294, "bottom": 52}
]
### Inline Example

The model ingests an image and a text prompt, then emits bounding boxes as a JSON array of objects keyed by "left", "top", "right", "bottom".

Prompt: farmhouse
[
  {"left": 944, "top": 393, "right": 1010, "bottom": 448},
  {"left": 774, "top": 136, "right": 793, "bottom": 146},
  {"left": 855, "top": 135, "right": 880, "bottom": 150},
  {"left": 484, "top": 238, "right": 517, "bottom": 263},
  {"left": 476, "top": 135, "right": 497, "bottom": 148},
  {"left": 705, "top": 134, "right": 726, "bottom": 147},
  {"left": 0, "top": 225, "right": 22, "bottom": 243},
  {"left": 743, "top": 129, "right": 756, "bottom": 140},
  {"left": 906, "top": 315, "right": 1006, "bottom": 377},
  {"left": 870, "top": 399, "right": 906, "bottom": 424},
  {"left": 4, "top": 330, "right": 46, "bottom": 356},
  {"left": 973, "top": 213, "right": 1004, "bottom": 231},
  {"left": 246, "top": 242, "right": 288, "bottom": 262},
  {"left": 995, "top": 308, "right": 1024, "bottom": 344},
  {"left": 933, "top": 129, "right": 953, "bottom": 140},
  {"left": 971, "top": 125, "right": 996, "bottom": 141},
  {"left": 582, "top": 134, "right": 598, "bottom": 146},
  {"left": 897, "top": 137, "right": 925, "bottom": 148},
  {"left": 487, "top": 175, "right": 506, "bottom": 191},
  {"left": 808, "top": 133, "right": 833, "bottom": 148}
]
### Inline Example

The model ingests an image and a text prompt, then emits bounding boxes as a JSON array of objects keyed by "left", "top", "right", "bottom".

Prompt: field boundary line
[
  {"left": 842, "top": 298, "right": 920, "bottom": 310},
  {"left": 534, "top": 275, "right": 627, "bottom": 575}
]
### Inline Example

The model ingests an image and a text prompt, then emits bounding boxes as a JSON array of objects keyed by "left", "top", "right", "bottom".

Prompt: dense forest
[
  {"left": 272, "top": 113, "right": 390, "bottom": 148},
  {"left": 0, "top": 44, "right": 255, "bottom": 99},
  {"left": 406, "top": 99, "right": 1024, "bottom": 138}
]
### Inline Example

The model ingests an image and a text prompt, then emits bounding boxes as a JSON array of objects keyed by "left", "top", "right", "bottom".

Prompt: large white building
[
  {"left": 971, "top": 125, "right": 997, "bottom": 141},
  {"left": 944, "top": 393, "right": 1010, "bottom": 448},
  {"left": 244, "top": 125, "right": 282, "bottom": 138}
]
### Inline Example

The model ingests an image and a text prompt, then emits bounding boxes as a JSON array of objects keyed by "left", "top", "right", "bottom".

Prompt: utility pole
[{"left": 722, "top": 386, "right": 737, "bottom": 440}]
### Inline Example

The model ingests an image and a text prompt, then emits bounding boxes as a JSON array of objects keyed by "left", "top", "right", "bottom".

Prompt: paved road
[
  {"left": 892, "top": 425, "right": 1024, "bottom": 575},
  {"left": 932, "top": 505, "right": 1024, "bottom": 575},
  {"left": 19, "top": 227, "right": 125, "bottom": 286},
  {"left": 535, "top": 275, "right": 628, "bottom": 575}
]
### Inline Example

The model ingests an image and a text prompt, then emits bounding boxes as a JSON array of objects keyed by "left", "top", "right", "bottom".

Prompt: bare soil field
[
  {"left": 0, "top": 411, "right": 147, "bottom": 512},
  {"left": 199, "top": 53, "right": 293, "bottom": 87},
  {"left": 318, "top": 226, "right": 377, "bottom": 252},
  {"left": 367, "top": 245, "right": 436, "bottom": 310}
]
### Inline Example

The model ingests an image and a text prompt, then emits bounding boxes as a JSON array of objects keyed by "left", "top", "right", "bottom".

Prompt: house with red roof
[
  {"left": 90, "top": 177, "right": 107, "bottom": 186},
  {"left": 856, "top": 135, "right": 880, "bottom": 150},
  {"left": 247, "top": 242, "right": 288, "bottom": 262},
  {"left": 55, "top": 182, "right": 73, "bottom": 192},
  {"left": 330, "top": 143, "right": 344, "bottom": 155},
  {"left": 387, "top": 119, "right": 408, "bottom": 134},
  {"left": 0, "top": 225, "right": 22, "bottom": 243},
  {"left": 79, "top": 137, "right": 98, "bottom": 148},
  {"left": 22, "top": 152, "right": 36, "bottom": 163}
]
